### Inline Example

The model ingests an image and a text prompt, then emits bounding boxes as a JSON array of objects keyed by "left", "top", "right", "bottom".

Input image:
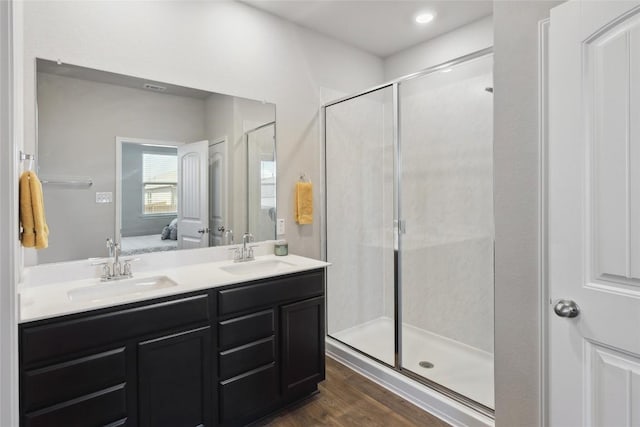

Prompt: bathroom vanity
[{"left": 18, "top": 255, "right": 327, "bottom": 427}]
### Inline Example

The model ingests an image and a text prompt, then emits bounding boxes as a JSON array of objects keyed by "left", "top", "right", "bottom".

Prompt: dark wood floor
[{"left": 255, "top": 357, "right": 451, "bottom": 427}]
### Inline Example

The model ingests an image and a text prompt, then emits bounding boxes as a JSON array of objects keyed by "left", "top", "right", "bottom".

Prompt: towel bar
[{"left": 41, "top": 179, "right": 93, "bottom": 187}]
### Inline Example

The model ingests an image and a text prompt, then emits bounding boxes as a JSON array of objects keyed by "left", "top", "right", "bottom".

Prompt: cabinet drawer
[
  {"left": 219, "top": 336, "right": 275, "bottom": 380},
  {"left": 23, "top": 383, "right": 127, "bottom": 427},
  {"left": 22, "top": 294, "right": 210, "bottom": 366},
  {"left": 217, "top": 270, "right": 324, "bottom": 315},
  {"left": 22, "top": 347, "right": 126, "bottom": 413},
  {"left": 219, "top": 363, "right": 278, "bottom": 424},
  {"left": 218, "top": 309, "right": 274, "bottom": 350}
]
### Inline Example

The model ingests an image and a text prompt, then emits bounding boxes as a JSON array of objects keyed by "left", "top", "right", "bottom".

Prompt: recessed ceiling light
[{"left": 415, "top": 13, "right": 435, "bottom": 24}]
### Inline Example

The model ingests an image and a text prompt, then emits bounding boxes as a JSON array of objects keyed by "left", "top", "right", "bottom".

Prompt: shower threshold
[{"left": 331, "top": 316, "right": 494, "bottom": 409}]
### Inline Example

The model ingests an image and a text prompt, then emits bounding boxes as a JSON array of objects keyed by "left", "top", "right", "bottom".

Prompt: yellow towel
[
  {"left": 19, "top": 171, "right": 49, "bottom": 249},
  {"left": 295, "top": 182, "right": 313, "bottom": 225}
]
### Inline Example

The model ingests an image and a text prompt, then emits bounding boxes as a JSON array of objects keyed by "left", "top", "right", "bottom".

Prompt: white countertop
[{"left": 19, "top": 254, "right": 329, "bottom": 323}]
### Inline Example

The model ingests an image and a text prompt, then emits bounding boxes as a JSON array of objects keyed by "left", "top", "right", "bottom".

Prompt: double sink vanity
[
  {"left": 20, "top": 56, "right": 328, "bottom": 427},
  {"left": 18, "top": 247, "right": 328, "bottom": 427}
]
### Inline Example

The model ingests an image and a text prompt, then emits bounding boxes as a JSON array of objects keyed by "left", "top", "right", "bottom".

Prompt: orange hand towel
[
  {"left": 295, "top": 182, "right": 313, "bottom": 225},
  {"left": 19, "top": 171, "right": 49, "bottom": 249}
]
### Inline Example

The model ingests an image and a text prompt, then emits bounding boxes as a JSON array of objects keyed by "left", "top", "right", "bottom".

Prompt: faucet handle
[
  {"left": 247, "top": 245, "right": 259, "bottom": 259},
  {"left": 228, "top": 247, "right": 241, "bottom": 261},
  {"left": 100, "top": 263, "right": 111, "bottom": 279},
  {"left": 123, "top": 261, "right": 132, "bottom": 276},
  {"left": 122, "top": 257, "right": 139, "bottom": 275}
]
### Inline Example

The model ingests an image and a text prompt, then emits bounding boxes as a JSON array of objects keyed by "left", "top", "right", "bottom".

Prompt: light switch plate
[
  {"left": 277, "top": 218, "right": 285, "bottom": 235},
  {"left": 96, "top": 192, "right": 112, "bottom": 204}
]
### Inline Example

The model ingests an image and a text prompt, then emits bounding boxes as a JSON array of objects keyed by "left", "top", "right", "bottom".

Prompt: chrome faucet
[
  {"left": 228, "top": 232, "right": 257, "bottom": 262},
  {"left": 95, "top": 238, "right": 137, "bottom": 281}
]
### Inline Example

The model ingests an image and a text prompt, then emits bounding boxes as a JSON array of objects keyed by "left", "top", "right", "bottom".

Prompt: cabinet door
[
  {"left": 138, "top": 327, "right": 212, "bottom": 427},
  {"left": 280, "top": 297, "right": 325, "bottom": 396}
]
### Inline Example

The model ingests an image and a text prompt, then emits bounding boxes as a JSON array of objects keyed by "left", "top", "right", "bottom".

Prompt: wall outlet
[
  {"left": 277, "top": 218, "right": 285, "bottom": 235},
  {"left": 96, "top": 192, "right": 112, "bottom": 204}
]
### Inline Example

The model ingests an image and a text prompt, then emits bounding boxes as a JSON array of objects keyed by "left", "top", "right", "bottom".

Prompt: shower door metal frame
[{"left": 322, "top": 47, "right": 495, "bottom": 418}]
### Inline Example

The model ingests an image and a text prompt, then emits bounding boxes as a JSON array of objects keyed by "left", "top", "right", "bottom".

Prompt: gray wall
[
  {"left": 37, "top": 72, "right": 205, "bottom": 263},
  {"left": 121, "top": 143, "right": 177, "bottom": 237},
  {"left": 493, "top": 2, "right": 560, "bottom": 426},
  {"left": 203, "top": 93, "right": 275, "bottom": 237}
]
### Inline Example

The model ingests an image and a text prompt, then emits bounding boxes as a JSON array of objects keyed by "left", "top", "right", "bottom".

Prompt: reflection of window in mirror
[
  {"left": 142, "top": 152, "right": 178, "bottom": 215},
  {"left": 260, "top": 160, "right": 276, "bottom": 210}
]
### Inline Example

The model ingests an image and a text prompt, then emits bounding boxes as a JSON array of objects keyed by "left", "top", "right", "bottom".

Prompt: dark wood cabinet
[
  {"left": 281, "top": 296, "right": 325, "bottom": 397},
  {"left": 19, "top": 268, "right": 326, "bottom": 427},
  {"left": 215, "top": 269, "right": 325, "bottom": 427},
  {"left": 20, "top": 292, "right": 213, "bottom": 427},
  {"left": 138, "top": 326, "right": 212, "bottom": 427},
  {"left": 219, "top": 363, "right": 279, "bottom": 425}
]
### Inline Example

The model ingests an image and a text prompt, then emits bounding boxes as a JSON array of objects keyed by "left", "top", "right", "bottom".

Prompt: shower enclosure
[{"left": 324, "top": 49, "right": 494, "bottom": 414}]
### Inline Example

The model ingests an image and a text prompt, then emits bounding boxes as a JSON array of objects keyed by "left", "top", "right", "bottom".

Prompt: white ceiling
[{"left": 240, "top": 0, "right": 492, "bottom": 57}]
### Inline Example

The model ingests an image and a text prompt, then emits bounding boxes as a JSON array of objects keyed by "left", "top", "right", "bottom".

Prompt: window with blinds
[{"left": 142, "top": 152, "right": 178, "bottom": 215}]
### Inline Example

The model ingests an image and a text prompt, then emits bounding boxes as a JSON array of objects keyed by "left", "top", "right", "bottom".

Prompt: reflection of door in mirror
[
  {"left": 246, "top": 122, "right": 276, "bottom": 241},
  {"left": 177, "top": 140, "right": 209, "bottom": 250},
  {"left": 117, "top": 138, "right": 182, "bottom": 256},
  {"left": 209, "top": 138, "right": 228, "bottom": 246},
  {"left": 117, "top": 138, "right": 211, "bottom": 255}
]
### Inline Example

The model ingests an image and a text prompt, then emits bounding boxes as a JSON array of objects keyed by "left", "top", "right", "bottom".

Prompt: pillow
[{"left": 161, "top": 226, "right": 170, "bottom": 240}]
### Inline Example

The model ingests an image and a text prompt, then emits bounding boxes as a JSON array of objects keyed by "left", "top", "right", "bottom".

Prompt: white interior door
[
  {"left": 177, "top": 140, "right": 209, "bottom": 249},
  {"left": 549, "top": 1, "right": 640, "bottom": 425},
  {"left": 209, "top": 139, "right": 227, "bottom": 246}
]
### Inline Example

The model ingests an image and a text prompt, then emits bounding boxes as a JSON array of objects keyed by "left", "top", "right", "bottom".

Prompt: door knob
[
  {"left": 197, "top": 228, "right": 210, "bottom": 234},
  {"left": 554, "top": 299, "right": 580, "bottom": 318}
]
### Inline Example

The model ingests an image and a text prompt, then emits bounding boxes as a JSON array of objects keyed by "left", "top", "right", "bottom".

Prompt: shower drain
[{"left": 419, "top": 361, "right": 434, "bottom": 369}]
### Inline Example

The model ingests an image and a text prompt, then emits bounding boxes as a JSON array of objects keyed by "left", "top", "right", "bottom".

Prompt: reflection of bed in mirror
[{"left": 120, "top": 234, "right": 178, "bottom": 256}]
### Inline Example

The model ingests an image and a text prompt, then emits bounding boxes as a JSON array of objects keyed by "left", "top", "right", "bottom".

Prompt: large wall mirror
[{"left": 36, "top": 59, "right": 276, "bottom": 264}]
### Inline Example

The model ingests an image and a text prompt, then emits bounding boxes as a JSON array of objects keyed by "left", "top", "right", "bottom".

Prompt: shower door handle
[{"left": 394, "top": 220, "right": 407, "bottom": 234}]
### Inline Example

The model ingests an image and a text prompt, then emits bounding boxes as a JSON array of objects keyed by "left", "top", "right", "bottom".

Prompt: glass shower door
[
  {"left": 325, "top": 86, "right": 396, "bottom": 366},
  {"left": 398, "top": 54, "right": 495, "bottom": 409}
]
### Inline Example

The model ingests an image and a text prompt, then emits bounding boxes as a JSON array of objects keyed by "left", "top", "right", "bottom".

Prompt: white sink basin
[
  {"left": 220, "top": 259, "right": 296, "bottom": 276},
  {"left": 68, "top": 275, "right": 179, "bottom": 302}
]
